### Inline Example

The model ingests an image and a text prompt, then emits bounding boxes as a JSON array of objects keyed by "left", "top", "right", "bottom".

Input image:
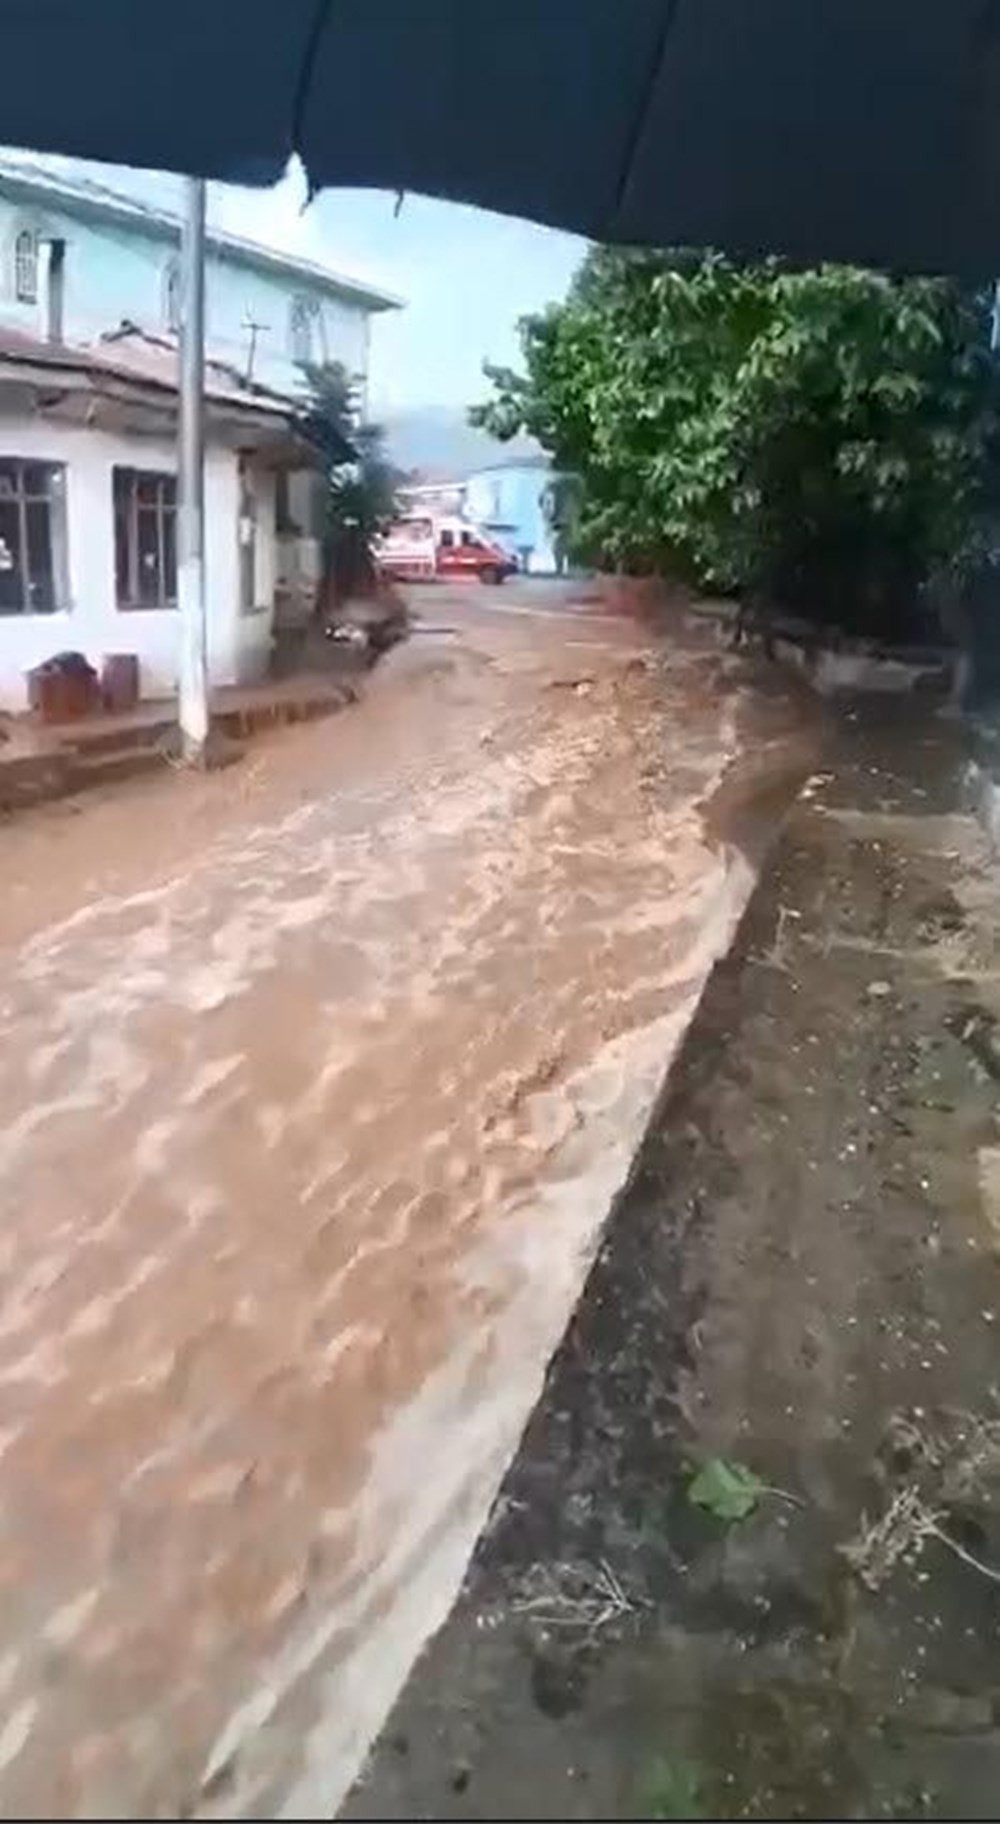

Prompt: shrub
[{"left": 473, "top": 251, "right": 1000, "bottom": 637}]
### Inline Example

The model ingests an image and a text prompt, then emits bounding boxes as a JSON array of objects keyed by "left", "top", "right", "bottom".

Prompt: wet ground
[
  {"left": 0, "top": 585, "right": 813, "bottom": 1817},
  {"left": 344, "top": 698, "right": 1000, "bottom": 1822}
]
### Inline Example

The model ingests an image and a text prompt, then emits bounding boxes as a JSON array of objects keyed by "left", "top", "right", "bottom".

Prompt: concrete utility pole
[{"left": 177, "top": 175, "right": 209, "bottom": 763}]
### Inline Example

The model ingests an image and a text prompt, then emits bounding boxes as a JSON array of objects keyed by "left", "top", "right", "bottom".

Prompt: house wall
[
  {"left": 205, "top": 250, "right": 369, "bottom": 396},
  {"left": 0, "top": 195, "right": 372, "bottom": 398},
  {"left": 0, "top": 412, "right": 274, "bottom": 710},
  {"left": 464, "top": 464, "right": 559, "bottom": 573}
]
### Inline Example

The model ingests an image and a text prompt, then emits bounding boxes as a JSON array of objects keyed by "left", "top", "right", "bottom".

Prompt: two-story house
[{"left": 0, "top": 156, "right": 401, "bottom": 709}]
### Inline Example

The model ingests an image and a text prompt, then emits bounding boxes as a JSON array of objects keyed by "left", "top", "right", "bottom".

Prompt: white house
[
  {"left": 0, "top": 156, "right": 402, "bottom": 711},
  {"left": 0, "top": 325, "right": 326, "bottom": 708}
]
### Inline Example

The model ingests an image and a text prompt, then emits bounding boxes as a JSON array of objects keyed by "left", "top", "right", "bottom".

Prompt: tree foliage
[
  {"left": 472, "top": 250, "right": 1000, "bottom": 633},
  {"left": 299, "top": 360, "right": 400, "bottom": 599}
]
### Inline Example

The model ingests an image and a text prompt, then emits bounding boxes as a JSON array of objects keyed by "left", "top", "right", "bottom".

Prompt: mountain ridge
[{"left": 379, "top": 405, "right": 545, "bottom": 480}]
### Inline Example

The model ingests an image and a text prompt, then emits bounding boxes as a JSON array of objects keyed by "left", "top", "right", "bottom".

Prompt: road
[{"left": 0, "top": 585, "right": 812, "bottom": 1817}]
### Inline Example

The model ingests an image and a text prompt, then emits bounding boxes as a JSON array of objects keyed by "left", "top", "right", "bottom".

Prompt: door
[
  {"left": 457, "top": 527, "right": 487, "bottom": 576},
  {"left": 436, "top": 525, "right": 462, "bottom": 577},
  {"left": 238, "top": 458, "right": 257, "bottom": 614}
]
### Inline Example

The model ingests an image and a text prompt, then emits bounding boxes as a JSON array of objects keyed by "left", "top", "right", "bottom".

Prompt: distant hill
[{"left": 379, "top": 406, "right": 545, "bottom": 481}]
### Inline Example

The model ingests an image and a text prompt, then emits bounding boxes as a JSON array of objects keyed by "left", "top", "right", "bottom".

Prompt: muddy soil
[{"left": 344, "top": 701, "right": 1000, "bottom": 1822}]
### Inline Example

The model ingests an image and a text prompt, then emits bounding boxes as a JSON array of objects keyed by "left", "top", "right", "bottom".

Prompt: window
[
  {"left": 439, "top": 527, "right": 455, "bottom": 548},
  {"left": 289, "top": 294, "right": 319, "bottom": 364},
  {"left": 14, "top": 228, "right": 38, "bottom": 303},
  {"left": 0, "top": 460, "right": 67, "bottom": 614},
  {"left": 164, "top": 256, "right": 181, "bottom": 333},
  {"left": 113, "top": 468, "right": 177, "bottom": 609},
  {"left": 460, "top": 529, "right": 476, "bottom": 547}
]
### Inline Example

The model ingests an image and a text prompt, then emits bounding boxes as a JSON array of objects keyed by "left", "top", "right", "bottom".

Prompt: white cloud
[
  {"left": 207, "top": 158, "right": 405, "bottom": 296},
  {"left": 208, "top": 159, "right": 323, "bottom": 262}
]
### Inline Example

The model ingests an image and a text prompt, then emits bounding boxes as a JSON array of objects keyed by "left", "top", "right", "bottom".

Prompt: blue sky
[{"left": 26, "top": 153, "right": 585, "bottom": 414}]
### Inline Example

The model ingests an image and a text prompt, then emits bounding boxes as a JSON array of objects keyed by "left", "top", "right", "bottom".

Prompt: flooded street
[{"left": 0, "top": 588, "right": 812, "bottom": 1817}]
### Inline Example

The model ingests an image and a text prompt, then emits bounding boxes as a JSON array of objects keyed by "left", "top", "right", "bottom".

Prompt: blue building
[
  {"left": 464, "top": 459, "right": 568, "bottom": 575},
  {"left": 0, "top": 155, "right": 400, "bottom": 401}
]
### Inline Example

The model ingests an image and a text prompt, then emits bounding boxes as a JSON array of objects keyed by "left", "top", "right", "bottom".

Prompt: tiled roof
[{"left": 0, "top": 323, "right": 298, "bottom": 419}]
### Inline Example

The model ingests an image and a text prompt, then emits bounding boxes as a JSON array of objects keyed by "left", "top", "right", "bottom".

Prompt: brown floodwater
[{"left": 0, "top": 590, "right": 814, "bottom": 1817}]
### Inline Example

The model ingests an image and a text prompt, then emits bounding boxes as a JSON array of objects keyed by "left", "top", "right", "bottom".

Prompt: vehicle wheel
[{"left": 479, "top": 565, "right": 505, "bottom": 586}]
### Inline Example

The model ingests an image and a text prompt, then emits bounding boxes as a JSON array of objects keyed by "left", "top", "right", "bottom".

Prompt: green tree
[
  {"left": 299, "top": 360, "right": 400, "bottom": 600},
  {"left": 472, "top": 251, "right": 1000, "bottom": 635}
]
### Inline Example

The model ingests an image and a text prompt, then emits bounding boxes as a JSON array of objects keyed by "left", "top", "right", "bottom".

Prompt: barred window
[
  {"left": 14, "top": 228, "right": 38, "bottom": 303},
  {"left": 0, "top": 460, "right": 67, "bottom": 615},
  {"left": 113, "top": 467, "right": 177, "bottom": 609},
  {"left": 289, "top": 294, "right": 319, "bottom": 364}
]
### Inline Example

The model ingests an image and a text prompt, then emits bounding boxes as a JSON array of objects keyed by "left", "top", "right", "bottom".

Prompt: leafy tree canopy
[
  {"left": 472, "top": 250, "right": 1000, "bottom": 634},
  {"left": 299, "top": 361, "right": 400, "bottom": 540},
  {"left": 299, "top": 360, "right": 401, "bottom": 600}
]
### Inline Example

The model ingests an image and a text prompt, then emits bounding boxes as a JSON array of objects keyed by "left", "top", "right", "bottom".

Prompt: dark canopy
[{"left": 8, "top": 0, "right": 1000, "bottom": 274}]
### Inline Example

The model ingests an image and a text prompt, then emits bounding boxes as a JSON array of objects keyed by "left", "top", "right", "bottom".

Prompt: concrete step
[
  {"left": 213, "top": 681, "right": 357, "bottom": 739},
  {"left": 0, "top": 678, "right": 357, "bottom": 818},
  {"left": 66, "top": 746, "right": 170, "bottom": 792},
  {"left": 0, "top": 749, "right": 72, "bottom": 814},
  {"left": 57, "top": 715, "right": 175, "bottom": 759}
]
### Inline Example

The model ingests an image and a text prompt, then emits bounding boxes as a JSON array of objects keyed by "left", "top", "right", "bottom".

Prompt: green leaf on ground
[{"left": 688, "top": 1456, "right": 765, "bottom": 1523}]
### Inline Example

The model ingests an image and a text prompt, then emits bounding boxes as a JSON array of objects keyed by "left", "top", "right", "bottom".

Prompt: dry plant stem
[
  {"left": 761, "top": 1484, "right": 806, "bottom": 1509},
  {"left": 928, "top": 1522, "right": 1000, "bottom": 1586}
]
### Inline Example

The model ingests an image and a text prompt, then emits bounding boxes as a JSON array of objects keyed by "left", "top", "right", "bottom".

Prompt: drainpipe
[{"left": 46, "top": 238, "right": 65, "bottom": 345}]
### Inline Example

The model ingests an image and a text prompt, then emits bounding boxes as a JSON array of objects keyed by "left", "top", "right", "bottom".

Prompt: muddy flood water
[{"left": 0, "top": 589, "right": 814, "bottom": 1817}]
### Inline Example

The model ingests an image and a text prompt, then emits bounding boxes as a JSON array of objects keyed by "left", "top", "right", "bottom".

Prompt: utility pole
[{"left": 177, "top": 176, "right": 209, "bottom": 763}]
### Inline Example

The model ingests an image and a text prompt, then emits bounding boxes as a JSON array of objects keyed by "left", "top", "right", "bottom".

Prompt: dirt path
[
  {"left": 344, "top": 700, "right": 1000, "bottom": 1822},
  {"left": 0, "top": 594, "right": 812, "bottom": 1818}
]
